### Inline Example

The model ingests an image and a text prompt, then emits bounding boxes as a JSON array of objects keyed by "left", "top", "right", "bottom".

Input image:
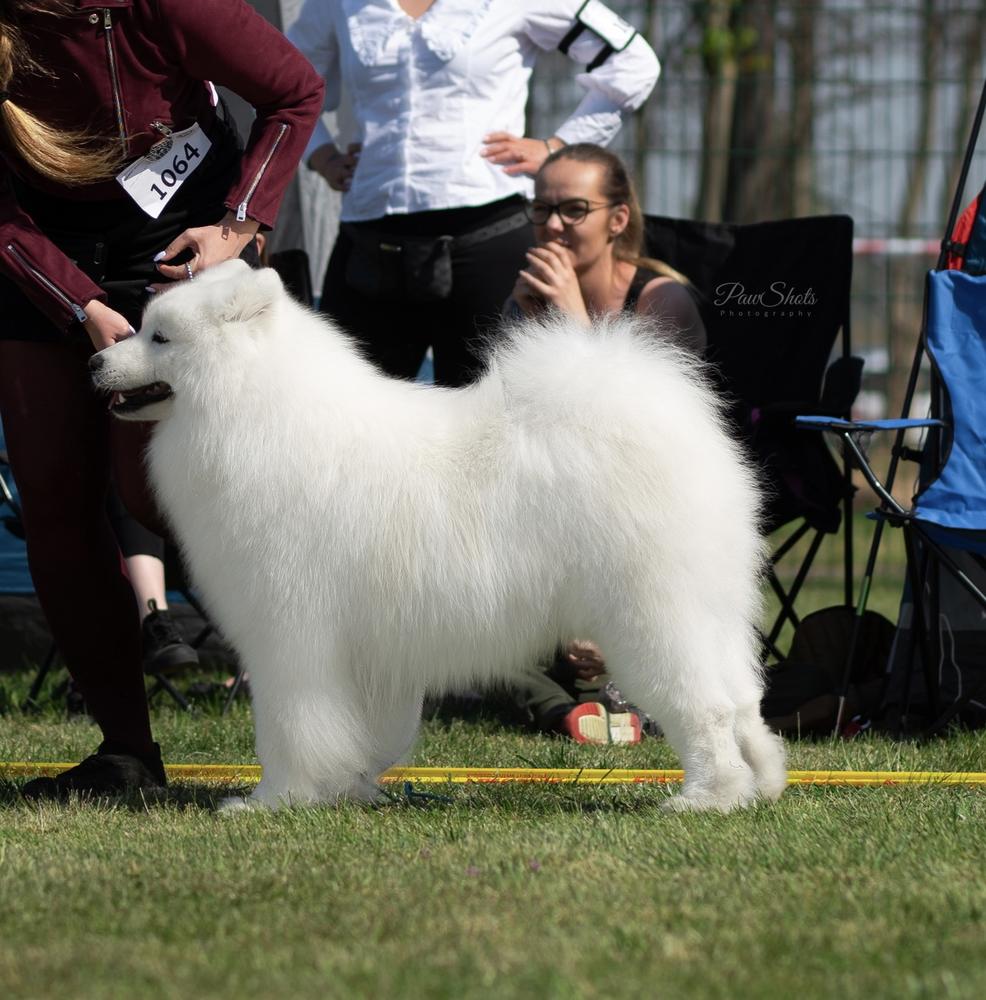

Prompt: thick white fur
[{"left": 94, "top": 259, "right": 786, "bottom": 812}]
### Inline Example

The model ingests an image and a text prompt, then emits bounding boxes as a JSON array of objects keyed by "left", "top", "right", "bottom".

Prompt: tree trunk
[
  {"left": 787, "top": 0, "right": 816, "bottom": 217},
  {"left": 694, "top": 0, "right": 741, "bottom": 221},
  {"left": 940, "top": 2, "right": 986, "bottom": 225},
  {"left": 724, "top": 0, "right": 777, "bottom": 222},
  {"left": 898, "top": 0, "right": 941, "bottom": 235},
  {"left": 633, "top": 0, "right": 660, "bottom": 211}
]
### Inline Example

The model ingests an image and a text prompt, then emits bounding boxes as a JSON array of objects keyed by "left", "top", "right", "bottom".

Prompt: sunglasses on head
[{"left": 524, "top": 198, "right": 620, "bottom": 226}]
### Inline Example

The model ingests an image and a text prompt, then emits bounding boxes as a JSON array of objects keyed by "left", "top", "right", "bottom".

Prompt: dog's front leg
[{"left": 218, "top": 664, "right": 383, "bottom": 811}]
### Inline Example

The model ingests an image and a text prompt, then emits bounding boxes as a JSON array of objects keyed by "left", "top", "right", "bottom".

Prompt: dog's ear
[{"left": 217, "top": 265, "right": 284, "bottom": 325}]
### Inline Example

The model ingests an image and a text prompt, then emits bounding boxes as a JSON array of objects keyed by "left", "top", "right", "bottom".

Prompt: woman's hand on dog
[
  {"left": 148, "top": 212, "right": 261, "bottom": 291},
  {"left": 516, "top": 243, "right": 591, "bottom": 324},
  {"left": 83, "top": 299, "right": 134, "bottom": 352},
  {"left": 309, "top": 142, "right": 362, "bottom": 192}
]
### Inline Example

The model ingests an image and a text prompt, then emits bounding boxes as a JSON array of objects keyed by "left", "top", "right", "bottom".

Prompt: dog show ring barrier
[{"left": 2, "top": 762, "right": 986, "bottom": 788}]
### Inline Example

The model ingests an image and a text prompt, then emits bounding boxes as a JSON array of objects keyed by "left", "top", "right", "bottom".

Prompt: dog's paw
[
  {"left": 216, "top": 794, "right": 268, "bottom": 815},
  {"left": 661, "top": 791, "right": 749, "bottom": 814}
]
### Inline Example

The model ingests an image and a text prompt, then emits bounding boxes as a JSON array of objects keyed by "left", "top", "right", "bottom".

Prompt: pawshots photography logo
[{"left": 713, "top": 281, "right": 817, "bottom": 318}]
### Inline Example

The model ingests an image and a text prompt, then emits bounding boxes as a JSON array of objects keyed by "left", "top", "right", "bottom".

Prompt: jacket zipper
[
  {"left": 103, "top": 9, "right": 127, "bottom": 153},
  {"left": 236, "top": 124, "right": 288, "bottom": 222},
  {"left": 5, "top": 245, "right": 89, "bottom": 323}
]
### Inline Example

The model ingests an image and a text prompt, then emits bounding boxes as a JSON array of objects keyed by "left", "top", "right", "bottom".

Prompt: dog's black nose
[{"left": 89, "top": 353, "right": 105, "bottom": 372}]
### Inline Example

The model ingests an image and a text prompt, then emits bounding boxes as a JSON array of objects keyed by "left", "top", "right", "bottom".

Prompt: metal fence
[{"left": 531, "top": 0, "right": 986, "bottom": 423}]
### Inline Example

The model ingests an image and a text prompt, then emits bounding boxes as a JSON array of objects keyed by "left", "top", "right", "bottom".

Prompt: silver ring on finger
[{"left": 185, "top": 261, "right": 194, "bottom": 281}]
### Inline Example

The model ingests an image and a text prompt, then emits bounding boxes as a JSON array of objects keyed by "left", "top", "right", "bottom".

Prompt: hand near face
[
  {"left": 516, "top": 242, "right": 591, "bottom": 325},
  {"left": 509, "top": 270, "right": 545, "bottom": 317}
]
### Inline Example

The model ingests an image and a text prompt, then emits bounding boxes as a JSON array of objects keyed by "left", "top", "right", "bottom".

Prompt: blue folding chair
[
  {"left": 797, "top": 75, "right": 986, "bottom": 735},
  {"left": 798, "top": 268, "right": 986, "bottom": 733},
  {"left": 797, "top": 271, "right": 986, "bottom": 729}
]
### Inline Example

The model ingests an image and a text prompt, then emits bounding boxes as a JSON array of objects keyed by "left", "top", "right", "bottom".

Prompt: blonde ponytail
[{"left": 0, "top": 2, "right": 122, "bottom": 185}]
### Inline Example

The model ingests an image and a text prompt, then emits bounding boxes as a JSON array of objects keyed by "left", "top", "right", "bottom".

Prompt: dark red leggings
[{"left": 0, "top": 337, "right": 165, "bottom": 755}]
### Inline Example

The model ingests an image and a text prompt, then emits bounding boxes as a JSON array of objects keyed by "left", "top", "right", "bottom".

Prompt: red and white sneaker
[
  {"left": 606, "top": 709, "right": 643, "bottom": 744},
  {"left": 559, "top": 703, "right": 642, "bottom": 745}
]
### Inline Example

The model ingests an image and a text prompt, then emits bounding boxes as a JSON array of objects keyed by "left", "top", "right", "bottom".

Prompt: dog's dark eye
[{"left": 151, "top": 331, "right": 169, "bottom": 344}]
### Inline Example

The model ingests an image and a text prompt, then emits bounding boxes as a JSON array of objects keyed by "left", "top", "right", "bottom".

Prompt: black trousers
[
  {"left": 0, "top": 129, "right": 245, "bottom": 754},
  {"left": 321, "top": 196, "right": 533, "bottom": 387}
]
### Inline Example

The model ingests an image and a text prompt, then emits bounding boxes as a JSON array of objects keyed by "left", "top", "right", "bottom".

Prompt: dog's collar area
[{"left": 111, "top": 383, "right": 174, "bottom": 414}]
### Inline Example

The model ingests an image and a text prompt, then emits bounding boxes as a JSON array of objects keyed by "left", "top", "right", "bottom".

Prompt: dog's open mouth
[{"left": 110, "top": 382, "right": 174, "bottom": 414}]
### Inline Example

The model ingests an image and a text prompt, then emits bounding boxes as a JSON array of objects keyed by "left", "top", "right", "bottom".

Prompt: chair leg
[
  {"left": 757, "top": 627, "right": 787, "bottom": 663},
  {"left": 772, "top": 521, "right": 812, "bottom": 563},
  {"left": 179, "top": 588, "right": 216, "bottom": 649},
  {"left": 766, "top": 570, "right": 800, "bottom": 637},
  {"left": 146, "top": 673, "right": 194, "bottom": 712},
  {"left": 767, "top": 528, "right": 826, "bottom": 646},
  {"left": 902, "top": 529, "right": 938, "bottom": 727},
  {"left": 842, "top": 437, "right": 855, "bottom": 609},
  {"left": 908, "top": 529, "right": 986, "bottom": 733},
  {"left": 222, "top": 666, "right": 247, "bottom": 716},
  {"left": 833, "top": 517, "right": 891, "bottom": 733}
]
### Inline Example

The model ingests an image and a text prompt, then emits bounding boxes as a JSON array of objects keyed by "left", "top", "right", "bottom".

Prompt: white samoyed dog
[{"left": 91, "top": 259, "right": 786, "bottom": 813}]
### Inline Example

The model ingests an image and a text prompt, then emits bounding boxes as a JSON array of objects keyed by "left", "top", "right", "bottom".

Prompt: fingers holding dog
[{"left": 149, "top": 211, "right": 261, "bottom": 292}]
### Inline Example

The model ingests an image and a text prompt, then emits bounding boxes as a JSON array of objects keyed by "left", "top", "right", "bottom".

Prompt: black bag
[
  {"left": 762, "top": 606, "right": 895, "bottom": 734},
  {"left": 342, "top": 225, "right": 454, "bottom": 303}
]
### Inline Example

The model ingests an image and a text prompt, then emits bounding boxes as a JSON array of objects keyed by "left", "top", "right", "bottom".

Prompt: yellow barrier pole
[{"left": 3, "top": 762, "right": 986, "bottom": 786}]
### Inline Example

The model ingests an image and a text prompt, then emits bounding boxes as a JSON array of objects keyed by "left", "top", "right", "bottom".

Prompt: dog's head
[{"left": 90, "top": 259, "right": 283, "bottom": 421}]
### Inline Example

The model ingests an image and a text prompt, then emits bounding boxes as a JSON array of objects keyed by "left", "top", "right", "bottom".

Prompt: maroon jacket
[{"left": 0, "top": 0, "right": 324, "bottom": 330}]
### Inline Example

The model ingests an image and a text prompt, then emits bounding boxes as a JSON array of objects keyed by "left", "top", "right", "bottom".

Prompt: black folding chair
[{"left": 644, "top": 215, "right": 861, "bottom": 660}]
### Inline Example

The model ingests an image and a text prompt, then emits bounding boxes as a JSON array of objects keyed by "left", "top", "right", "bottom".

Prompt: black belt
[
  {"left": 343, "top": 209, "right": 529, "bottom": 254},
  {"left": 452, "top": 209, "right": 530, "bottom": 250}
]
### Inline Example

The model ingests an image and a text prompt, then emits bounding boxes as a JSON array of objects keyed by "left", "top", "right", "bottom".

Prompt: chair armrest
[{"left": 795, "top": 416, "right": 946, "bottom": 432}]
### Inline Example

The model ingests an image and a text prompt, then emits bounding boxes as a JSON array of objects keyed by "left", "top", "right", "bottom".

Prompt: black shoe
[
  {"left": 142, "top": 600, "right": 200, "bottom": 676},
  {"left": 21, "top": 741, "right": 167, "bottom": 801}
]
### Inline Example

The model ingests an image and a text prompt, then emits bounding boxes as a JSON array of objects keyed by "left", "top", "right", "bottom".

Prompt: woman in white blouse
[{"left": 289, "top": 0, "right": 659, "bottom": 386}]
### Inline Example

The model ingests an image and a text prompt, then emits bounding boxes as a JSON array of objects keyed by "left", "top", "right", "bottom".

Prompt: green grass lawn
[
  {"left": 2, "top": 682, "right": 985, "bottom": 1000},
  {"left": 0, "top": 512, "right": 978, "bottom": 999}
]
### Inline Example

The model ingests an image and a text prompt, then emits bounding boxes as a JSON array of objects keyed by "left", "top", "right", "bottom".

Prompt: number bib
[{"left": 116, "top": 123, "right": 212, "bottom": 219}]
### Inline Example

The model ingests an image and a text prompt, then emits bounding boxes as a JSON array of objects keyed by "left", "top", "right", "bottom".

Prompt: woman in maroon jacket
[{"left": 0, "top": 0, "right": 323, "bottom": 798}]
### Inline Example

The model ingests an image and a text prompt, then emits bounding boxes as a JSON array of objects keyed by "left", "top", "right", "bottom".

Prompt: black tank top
[
  {"left": 621, "top": 266, "right": 653, "bottom": 314},
  {"left": 621, "top": 266, "right": 708, "bottom": 356}
]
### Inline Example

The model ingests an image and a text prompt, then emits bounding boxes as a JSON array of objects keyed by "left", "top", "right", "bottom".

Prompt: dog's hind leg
[
  {"left": 711, "top": 644, "right": 788, "bottom": 803},
  {"left": 599, "top": 628, "right": 758, "bottom": 813},
  {"left": 734, "top": 702, "right": 787, "bottom": 802},
  {"left": 656, "top": 701, "right": 757, "bottom": 812}
]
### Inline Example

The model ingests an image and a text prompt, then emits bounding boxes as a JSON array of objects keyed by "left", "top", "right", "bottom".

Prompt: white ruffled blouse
[{"left": 288, "top": 0, "right": 660, "bottom": 221}]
